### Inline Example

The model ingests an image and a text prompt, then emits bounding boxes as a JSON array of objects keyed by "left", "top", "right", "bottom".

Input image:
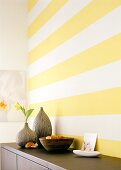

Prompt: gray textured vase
[
  {"left": 16, "top": 122, "right": 36, "bottom": 147},
  {"left": 33, "top": 107, "right": 52, "bottom": 146}
]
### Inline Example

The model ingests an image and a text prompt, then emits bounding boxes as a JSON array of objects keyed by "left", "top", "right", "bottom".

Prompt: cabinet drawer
[
  {"left": 17, "top": 155, "right": 48, "bottom": 170},
  {"left": 1, "top": 148, "right": 17, "bottom": 170}
]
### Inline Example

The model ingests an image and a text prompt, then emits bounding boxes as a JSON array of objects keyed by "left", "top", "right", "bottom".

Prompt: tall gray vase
[
  {"left": 16, "top": 122, "right": 36, "bottom": 147},
  {"left": 33, "top": 107, "right": 52, "bottom": 147}
]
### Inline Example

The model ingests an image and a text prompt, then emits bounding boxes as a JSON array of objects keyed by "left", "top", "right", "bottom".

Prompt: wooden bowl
[{"left": 39, "top": 137, "right": 74, "bottom": 151}]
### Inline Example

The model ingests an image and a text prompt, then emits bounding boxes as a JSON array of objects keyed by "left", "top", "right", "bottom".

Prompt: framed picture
[
  {"left": 0, "top": 70, "right": 26, "bottom": 121},
  {"left": 81, "top": 133, "right": 97, "bottom": 151}
]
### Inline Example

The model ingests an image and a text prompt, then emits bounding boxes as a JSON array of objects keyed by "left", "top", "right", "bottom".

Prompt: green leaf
[
  {"left": 20, "top": 106, "right": 26, "bottom": 116},
  {"left": 25, "top": 109, "right": 34, "bottom": 121}
]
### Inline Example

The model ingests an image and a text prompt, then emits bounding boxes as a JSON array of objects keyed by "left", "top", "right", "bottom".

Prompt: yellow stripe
[
  {"left": 30, "top": 87, "right": 121, "bottom": 116},
  {"left": 29, "top": 0, "right": 121, "bottom": 64},
  {"left": 29, "top": 34, "right": 121, "bottom": 91},
  {"left": 60, "top": 134, "right": 121, "bottom": 158},
  {"left": 28, "top": 0, "right": 68, "bottom": 37},
  {"left": 28, "top": 0, "right": 38, "bottom": 12},
  {"left": 96, "top": 138, "right": 121, "bottom": 158}
]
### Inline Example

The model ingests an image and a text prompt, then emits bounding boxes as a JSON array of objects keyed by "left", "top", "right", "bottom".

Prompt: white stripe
[
  {"left": 29, "top": 114, "right": 121, "bottom": 141},
  {"left": 50, "top": 114, "right": 121, "bottom": 141},
  {"left": 28, "top": 0, "right": 51, "bottom": 24},
  {"left": 29, "top": 0, "right": 92, "bottom": 50},
  {"left": 29, "top": 60, "right": 121, "bottom": 104},
  {"left": 29, "top": 6, "right": 121, "bottom": 78}
]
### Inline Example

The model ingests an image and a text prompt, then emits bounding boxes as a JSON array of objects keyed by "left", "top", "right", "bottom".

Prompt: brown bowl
[{"left": 39, "top": 137, "right": 74, "bottom": 151}]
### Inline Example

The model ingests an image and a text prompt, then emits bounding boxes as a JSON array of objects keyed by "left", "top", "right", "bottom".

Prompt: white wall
[
  {"left": 0, "top": 0, "right": 28, "bottom": 169},
  {"left": 0, "top": 0, "right": 28, "bottom": 70}
]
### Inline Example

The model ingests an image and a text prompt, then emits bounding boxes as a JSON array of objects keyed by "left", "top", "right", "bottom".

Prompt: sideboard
[{"left": 1, "top": 143, "right": 121, "bottom": 170}]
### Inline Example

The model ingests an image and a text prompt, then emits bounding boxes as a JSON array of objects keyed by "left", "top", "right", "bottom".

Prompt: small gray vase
[
  {"left": 16, "top": 122, "right": 36, "bottom": 147},
  {"left": 33, "top": 107, "right": 52, "bottom": 146}
]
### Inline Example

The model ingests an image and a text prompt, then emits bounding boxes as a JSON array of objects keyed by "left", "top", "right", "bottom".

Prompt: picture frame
[{"left": 0, "top": 70, "right": 26, "bottom": 121}]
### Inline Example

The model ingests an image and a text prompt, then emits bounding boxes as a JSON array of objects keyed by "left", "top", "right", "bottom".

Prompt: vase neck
[
  {"left": 24, "top": 122, "right": 28, "bottom": 127},
  {"left": 40, "top": 107, "right": 43, "bottom": 111}
]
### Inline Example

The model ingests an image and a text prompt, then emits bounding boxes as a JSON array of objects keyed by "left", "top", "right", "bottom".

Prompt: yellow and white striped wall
[{"left": 28, "top": 0, "right": 121, "bottom": 158}]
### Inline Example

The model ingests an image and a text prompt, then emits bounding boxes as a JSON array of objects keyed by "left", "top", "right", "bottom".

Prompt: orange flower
[{"left": 0, "top": 101, "right": 7, "bottom": 110}]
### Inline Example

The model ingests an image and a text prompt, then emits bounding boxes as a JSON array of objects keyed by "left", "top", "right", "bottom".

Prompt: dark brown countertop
[{"left": 1, "top": 143, "right": 121, "bottom": 170}]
